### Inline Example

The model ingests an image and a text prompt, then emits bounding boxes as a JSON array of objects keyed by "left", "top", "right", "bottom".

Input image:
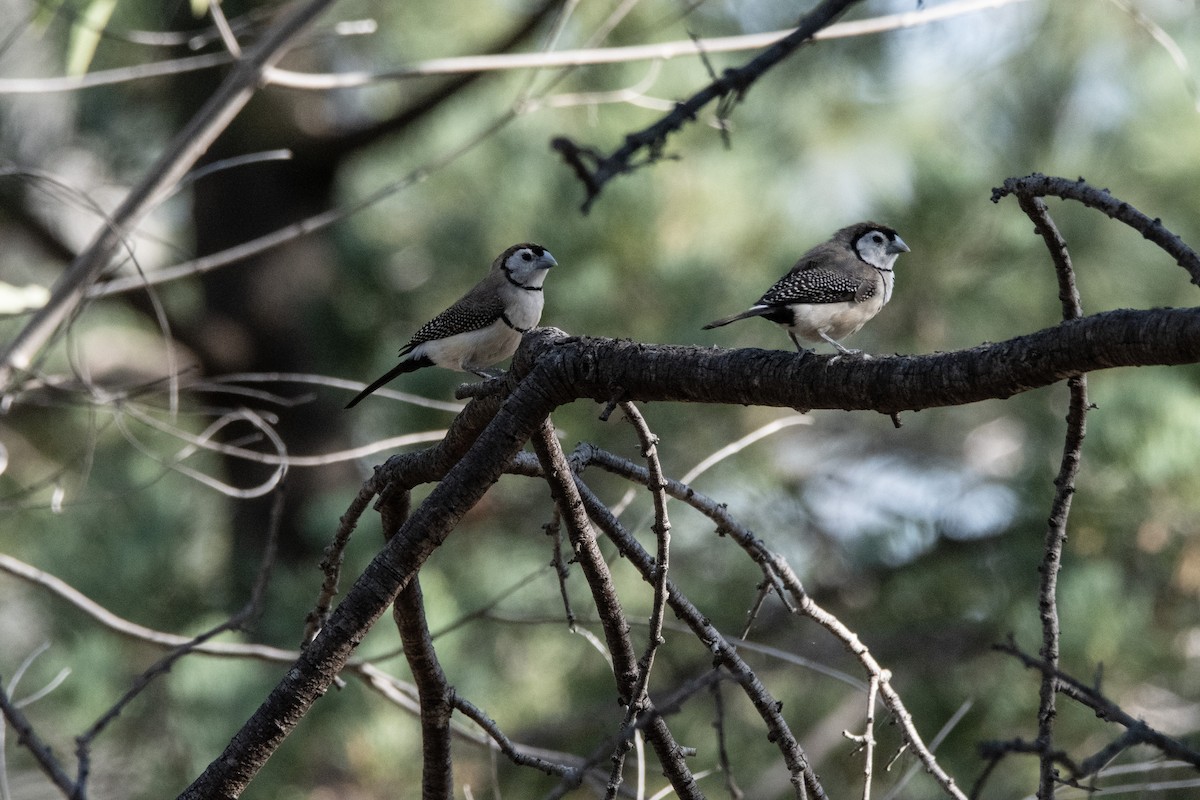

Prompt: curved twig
[{"left": 993, "top": 173, "right": 1200, "bottom": 286}]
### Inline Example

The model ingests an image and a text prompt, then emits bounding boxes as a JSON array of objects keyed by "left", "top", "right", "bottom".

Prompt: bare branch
[
  {"left": 512, "top": 306, "right": 1200, "bottom": 413},
  {"left": 993, "top": 173, "right": 1200, "bottom": 286},
  {"left": 995, "top": 641, "right": 1200, "bottom": 773},
  {"left": 572, "top": 479, "right": 825, "bottom": 800},
  {"left": 177, "top": 371, "right": 559, "bottom": 799},
  {"left": 0, "top": 0, "right": 1029, "bottom": 95},
  {"left": 302, "top": 482, "right": 379, "bottom": 647},
  {"left": 0, "top": 679, "right": 77, "bottom": 798},
  {"left": 531, "top": 417, "right": 700, "bottom": 800},
  {"left": 602, "top": 403, "right": 675, "bottom": 796},
  {"left": 1002, "top": 194, "right": 1090, "bottom": 798},
  {"left": 451, "top": 694, "right": 580, "bottom": 779},
  {"left": 394, "top": 580, "right": 455, "bottom": 799},
  {"left": 552, "top": 0, "right": 861, "bottom": 211},
  {"left": 261, "top": 0, "right": 1029, "bottom": 89},
  {"left": 844, "top": 672, "right": 885, "bottom": 800},
  {"left": 769, "top": 557, "right": 968, "bottom": 800}
]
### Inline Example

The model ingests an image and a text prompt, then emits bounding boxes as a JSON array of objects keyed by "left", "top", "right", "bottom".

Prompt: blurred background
[{"left": 2, "top": 0, "right": 1200, "bottom": 797}]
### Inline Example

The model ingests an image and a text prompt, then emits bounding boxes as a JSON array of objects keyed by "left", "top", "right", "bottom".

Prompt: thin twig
[
  {"left": 0, "top": 678, "right": 78, "bottom": 798},
  {"left": 530, "top": 418, "right": 701, "bottom": 800},
  {"left": 769, "top": 556, "right": 967, "bottom": 800},
  {"left": 303, "top": 481, "right": 384, "bottom": 646},
  {"left": 710, "top": 679, "right": 744, "bottom": 800},
  {"left": 1004, "top": 191, "right": 1089, "bottom": 799},
  {"left": 995, "top": 641, "right": 1200, "bottom": 771},
  {"left": 993, "top": 173, "right": 1200, "bottom": 286},
  {"left": 606, "top": 402, "right": 674, "bottom": 796},
  {"left": 843, "top": 671, "right": 885, "bottom": 800},
  {"left": 544, "top": 509, "right": 577, "bottom": 630},
  {"left": 452, "top": 695, "right": 580, "bottom": 779},
  {"left": 572, "top": 478, "right": 824, "bottom": 800}
]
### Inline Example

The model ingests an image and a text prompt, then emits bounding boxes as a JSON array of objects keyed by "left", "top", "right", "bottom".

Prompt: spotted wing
[
  {"left": 758, "top": 264, "right": 867, "bottom": 307},
  {"left": 399, "top": 288, "right": 506, "bottom": 357}
]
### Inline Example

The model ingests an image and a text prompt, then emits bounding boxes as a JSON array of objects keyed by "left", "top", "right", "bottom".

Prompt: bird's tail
[
  {"left": 701, "top": 306, "right": 770, "bottom": 330},
  {"left": 344, "top": 356, "right": 433, "bottom": 408}
]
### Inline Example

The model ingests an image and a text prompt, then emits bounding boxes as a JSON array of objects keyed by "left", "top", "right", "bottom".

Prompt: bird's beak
[
  {"left": 542, "top": 252, "right": 559, "bottom": 268},
  {"left": 890, "top": 237, "right": 911, "bottom": 254}
]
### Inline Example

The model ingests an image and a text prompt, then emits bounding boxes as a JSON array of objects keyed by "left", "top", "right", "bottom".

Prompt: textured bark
[{"left": 511, "top": 307, "right": 1200, "bottom": 412}]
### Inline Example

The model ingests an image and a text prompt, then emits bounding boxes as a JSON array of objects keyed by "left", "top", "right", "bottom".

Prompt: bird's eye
[
  {"left": 521, "top": 251, "right": 533, "bottom": 261},
  {"left": 872, "top": 233, "right": 884, "bottom": 243}
]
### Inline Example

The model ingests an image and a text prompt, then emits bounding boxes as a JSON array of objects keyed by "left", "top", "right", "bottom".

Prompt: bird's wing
[
  {"left": 757, "top": 264, "right": 866, "bottom": 306},
  {"left": 399, "top": 288, "right": 506, "bottom": 356}
]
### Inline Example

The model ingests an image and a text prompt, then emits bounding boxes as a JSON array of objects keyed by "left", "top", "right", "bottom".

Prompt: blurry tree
[{"left": 2, "top": 1, "right": 1200, "bottom": 799}]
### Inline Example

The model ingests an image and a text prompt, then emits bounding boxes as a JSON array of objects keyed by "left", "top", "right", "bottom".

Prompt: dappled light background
[{"left": 2, "top": 0, "right": 1200, "bottom": 797}]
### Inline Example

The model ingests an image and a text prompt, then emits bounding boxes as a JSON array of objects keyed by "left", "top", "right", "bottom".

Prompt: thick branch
[
  {"left": 182, "top": 298, "right": 1200, "bottom": 797},
  {"left": 177, "top": 370, "right": 566, "bottom": 799},
  {"left": 512, "top": 307, "right": 1200, "bottom": 412}
]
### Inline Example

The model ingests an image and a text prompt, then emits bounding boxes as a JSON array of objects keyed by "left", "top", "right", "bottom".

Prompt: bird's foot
[
  {"left": 455, "top": 368, "right": 509, "bottom": 399},
  {"left": 829, "top": 349, "right": 871, "bottom": 365}
]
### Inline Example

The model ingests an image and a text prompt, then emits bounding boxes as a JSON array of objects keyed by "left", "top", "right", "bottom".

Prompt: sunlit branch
[
  {"left": 842, "top": 671, "right": 884, "bottom": 800},
  {"left": 205, "top": 372, "right": 464, "bottom": 413},
  {"left": 0, "top": 553, "right": 295, "bottom": 662},
  {"left": 0, "top": 0, "right": 1030, "bottom": 95},
  {"left": 0, "top": 52, "right": 233, "bottom": 94},
  {"left": 124, "top": 401, "right": 447, "bottom": 467},
  {"left": 83, "top": 110, "right": 514, "bottom": 300},
  {"left": 769, "top": 556, "right": 969, "bottom": 800},
  {"left": 264, "top": 0, "right": 1030, "bottom": 89},
  {"left": 206, "top": 0, "right": 243, "bottom": 59}
]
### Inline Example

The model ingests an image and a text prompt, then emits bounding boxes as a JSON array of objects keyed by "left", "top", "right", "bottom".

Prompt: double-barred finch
[
  {"left": 703, "top": 222, "right": 910, "bottom": 356},
  {"left": 345, "top": 243, "right": 558, "bottom": 408}
]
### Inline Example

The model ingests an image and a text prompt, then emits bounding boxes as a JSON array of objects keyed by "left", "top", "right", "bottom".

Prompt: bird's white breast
[
  {"left": 414, "top": 320, "right": 522, "bottom": 372},
  {"left": 499, "top": 282, "right": 546, "bottom": 331}
]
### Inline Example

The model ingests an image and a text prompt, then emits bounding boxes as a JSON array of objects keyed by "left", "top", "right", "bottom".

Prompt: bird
[
  {"left": 703, "top": 222, "right": 909, "bottom": 356},
  {"left": 345, "top": 243, "right": 558, "bottom": 408}
]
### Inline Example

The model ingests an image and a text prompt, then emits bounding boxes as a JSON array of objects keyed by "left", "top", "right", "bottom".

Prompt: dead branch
[{"left": 551, "top": 0, "right": 863, "bottom": 212}]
